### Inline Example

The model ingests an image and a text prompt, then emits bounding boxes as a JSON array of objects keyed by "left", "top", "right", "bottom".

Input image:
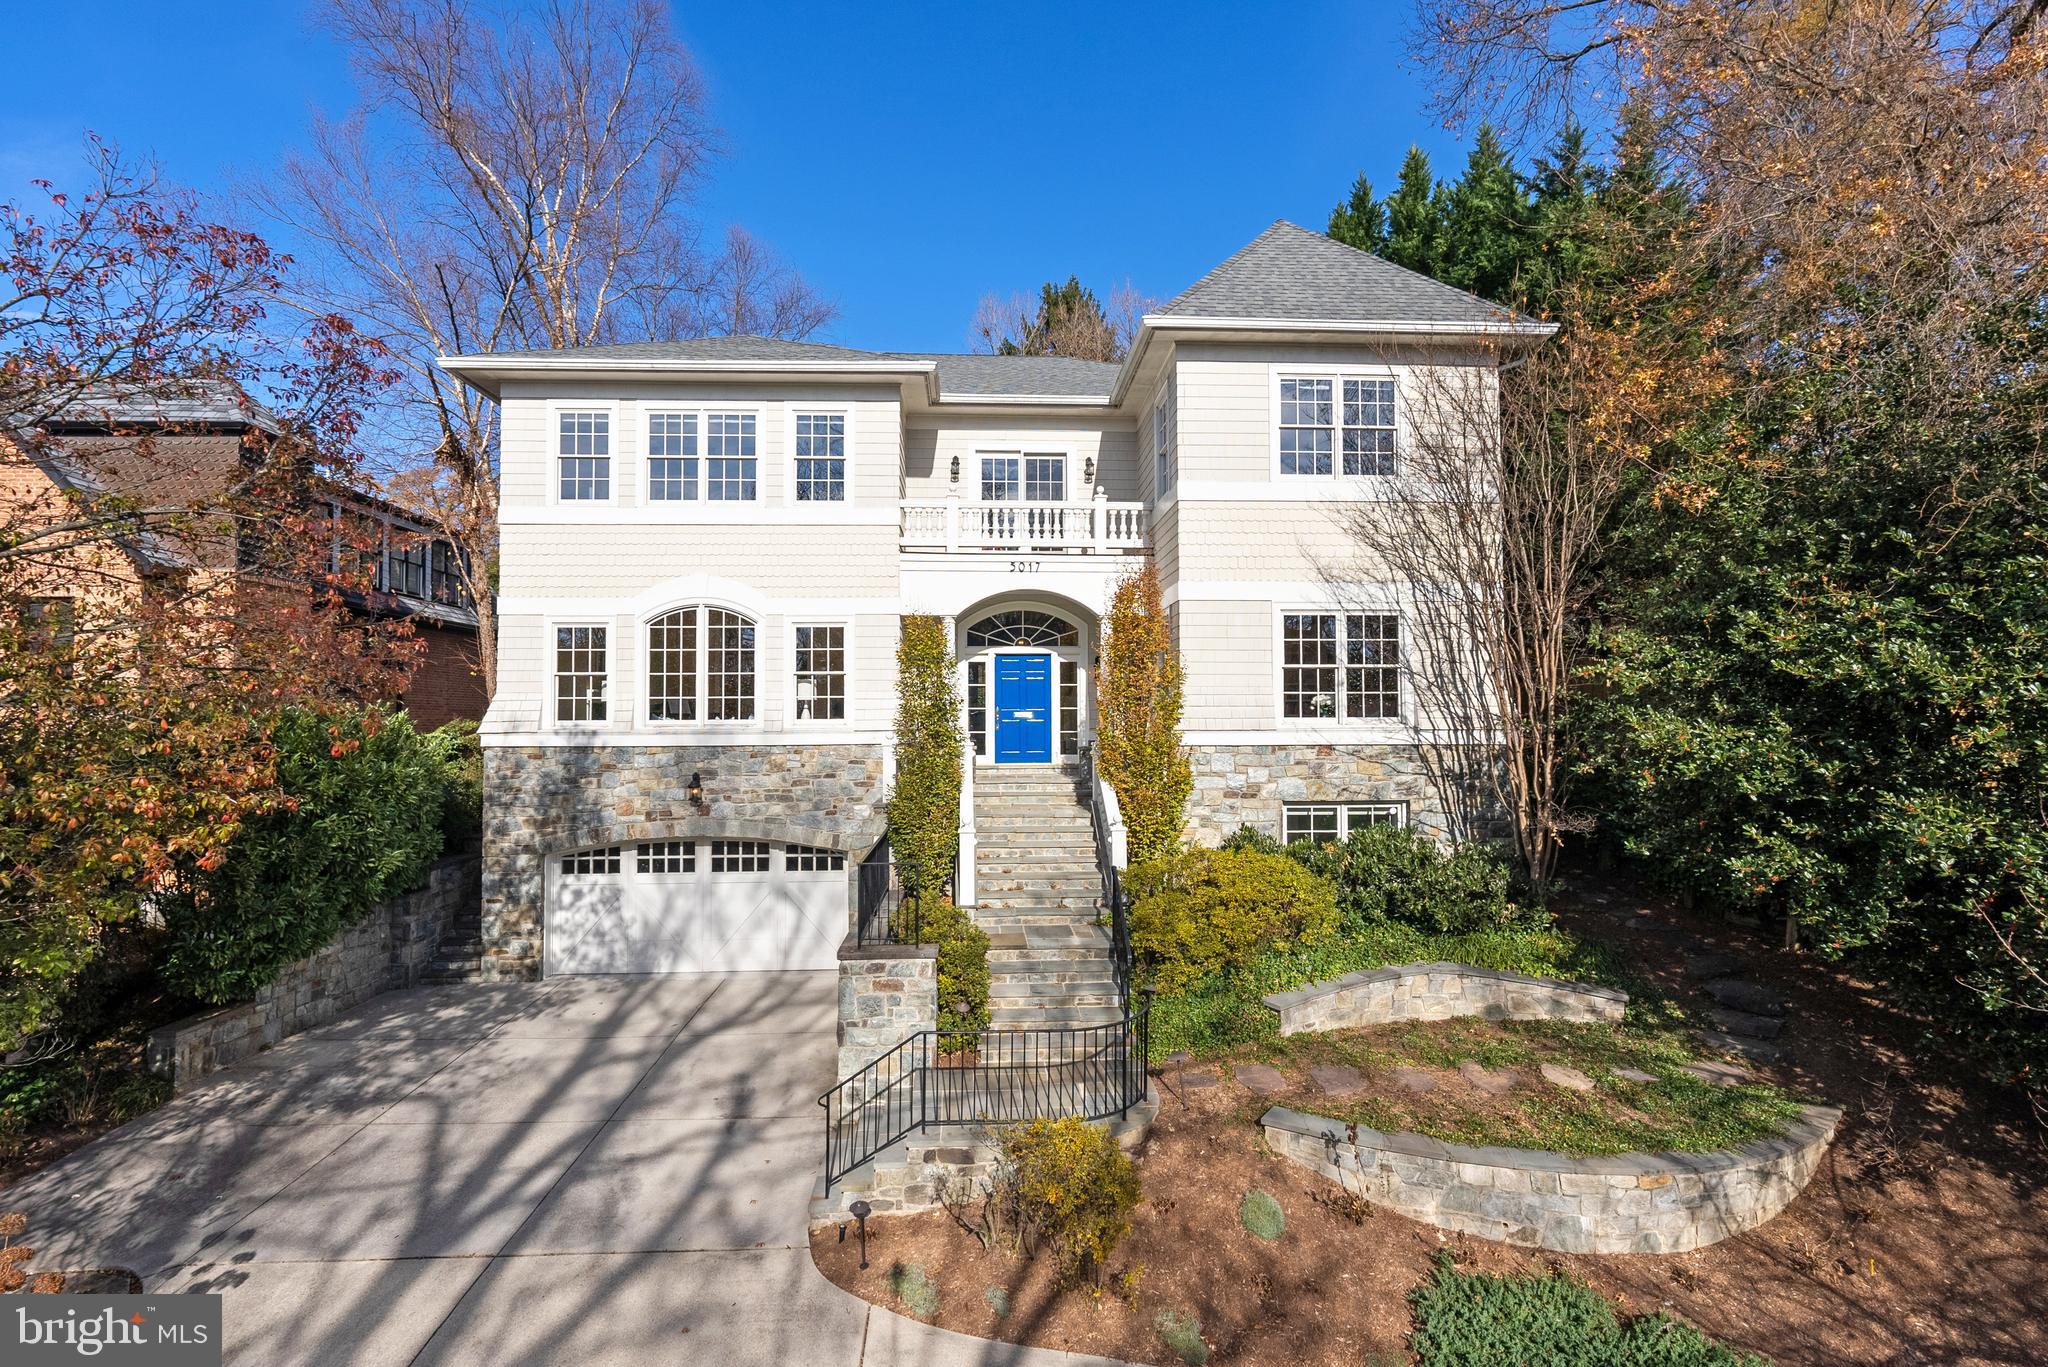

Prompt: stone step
[
  {"left": 977, "top": 864, "right": 1100, "bottom": 882},
  {"left": 973, "top": 826, "right": 1096, "bottom": 842},
  {"left": 989, "top": 987, "right": 1121, "bottom": 1009},
  {"left": 987, "top": 1002, "right": 1126, "bottom": 1028},
  {"left": 975, "top": 842, "right": 1098, "bottom": 859},
  {"left": 989, "top": 945, "right": 1113, "bottom": 964},
  {"left": 974, "top": 898, "right": 1103, "bottom": 915}
]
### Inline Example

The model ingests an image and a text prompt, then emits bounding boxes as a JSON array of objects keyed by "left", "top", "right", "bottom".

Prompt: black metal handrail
[
  {"left": 855, "top": 839, "right": 920, "bottom": 947},
  {"left": 819, "top": 1000, "right": 1152, "bottom": 1192}
]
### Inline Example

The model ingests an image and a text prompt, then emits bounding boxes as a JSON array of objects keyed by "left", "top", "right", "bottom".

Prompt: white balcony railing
[{"left": 900, "top": 499, "right": 1148, "bottom": 553}]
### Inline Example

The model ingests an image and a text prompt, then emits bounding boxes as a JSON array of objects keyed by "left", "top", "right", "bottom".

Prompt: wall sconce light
[
  {"left": 686, "top": 771, "right": 705, "bottom": 806},
  {"left": 1083, "top": 455, "right": 1096, "bottom": 484},
  {"left": 949, "top": 454, "right": 960, "bottom": 483}
]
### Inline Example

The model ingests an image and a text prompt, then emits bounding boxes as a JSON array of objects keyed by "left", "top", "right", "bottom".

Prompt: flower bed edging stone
[
  {"left": 1262, "top": 961, "right": 1626, "bottom": 1035},
  {"left": 1260, "top": 1103, "right": 1843, "bottom": 1254}
]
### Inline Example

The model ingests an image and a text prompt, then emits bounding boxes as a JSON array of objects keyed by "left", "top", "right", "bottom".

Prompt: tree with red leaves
[{"left": 0, "top": 141, "right": 418, "bottom": 1052}]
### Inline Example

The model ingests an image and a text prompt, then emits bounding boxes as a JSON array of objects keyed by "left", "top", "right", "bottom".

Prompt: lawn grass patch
[
  {"left": 1408, "top": 1251, "right": 1769, "bottom": 1365},
  {"left": 1232, "top": 1017, "right": 1806, "bottom": 1155}
]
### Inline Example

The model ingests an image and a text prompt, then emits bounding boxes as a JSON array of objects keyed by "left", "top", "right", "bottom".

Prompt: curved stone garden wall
[
  {"left": 1261, "top": 1103, "right": 1843, "bottom": 1254},
  {"left": 1263, "top": 961, "right": 1627, "bottom": 1035}
]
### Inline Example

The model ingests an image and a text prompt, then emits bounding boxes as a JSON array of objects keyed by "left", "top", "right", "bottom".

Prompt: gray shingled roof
[
  {"left": 1157, "top": 220, "right": 1526, "bottom": 328},
  {"left": 43, "top": 379, "right": 282, "bottom": 433},
  {"left": 896, "top": 353, "right": 1119, "bottom": 399}
]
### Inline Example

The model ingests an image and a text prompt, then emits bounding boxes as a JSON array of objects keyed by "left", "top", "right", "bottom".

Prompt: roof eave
[
  {"left": 435, "top": 355, "right": 944, "bottom": 402},
  {"left": 1112, "top": 314, "right": 1558, "bottom": 405}
]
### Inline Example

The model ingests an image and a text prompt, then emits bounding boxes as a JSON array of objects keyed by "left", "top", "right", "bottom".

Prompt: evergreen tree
[
  {"left": 996, "top": 276, "right": 1120, "bottom": 360},
  {"left": 1327, "top": 172, "right": 1387, "bottom": 253},
  {"left": 1381, "top": 146, "right": 1443, "bottom": 278},
  {"left": 1520, "top": 123, "right": 1603, "bottom": 312},
  {"left": 1437, "top": 124, "right": 1531, "bottom": 301}
]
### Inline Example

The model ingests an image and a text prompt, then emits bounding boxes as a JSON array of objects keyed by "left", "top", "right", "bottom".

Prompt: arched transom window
[
  {"left": 648, "top": 606, "right": 756, "bottom": 721},
  {"left": 964, "top": 609, "right": 1078, "bottom": 649}
]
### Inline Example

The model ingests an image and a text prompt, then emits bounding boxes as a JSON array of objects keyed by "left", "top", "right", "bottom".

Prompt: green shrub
[
  {"left": 162, "top": 707, "right": 446, "bottom": 1004},
  {"left": 1098, "top": 562, "right": 1191, "bottom": 863},
  {"left": 887, "top": 615, "right": 962, "bottom": 898},
  {"left": 1408, "top": 1251, "right": 1769, "bottom": 1365},
  {"left": 1000, "top": 1115, "right": 1143, "bottom": 1286},
  {"left": 1155, "top": 1308, "right": 1209, "bottom": 1366},
  {"left": 1239, "top": 1189, "right": 1286, "bottom": 1240},
  {"left": 896, "top": 896, "right": 990, "bottom": 1049},
  {"left": 1127, "top": 847, "right": 1338, "bottom": 993},
  {"left": 889, "top": 1262, "right": 940, "bottom": 1317},
  {"left": 1286, "top": 824, "right": 1522, "bottom": 935},
  {"left": 982, "top": 1285, "right": 1010, "bottom": 1318},
  {"left": 423, "top": 719, "right": 483, "bottom": 850}
]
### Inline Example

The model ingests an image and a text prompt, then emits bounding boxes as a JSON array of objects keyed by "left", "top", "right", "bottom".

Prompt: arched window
[
  {"left": 964, "top": 609, "right": 1078, "bottom": 649},
  {"left": 647, "top": 606, "right": 756, "bottom": 721}
]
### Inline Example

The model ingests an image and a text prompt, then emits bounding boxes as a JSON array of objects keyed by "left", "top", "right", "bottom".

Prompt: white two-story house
[{"left": 439, "top": 222, "right": 1550, "bottom": 981}]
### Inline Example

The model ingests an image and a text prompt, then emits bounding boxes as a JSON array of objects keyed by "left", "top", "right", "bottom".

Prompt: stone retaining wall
[
  {"left": 482, "top": 742, "right": 887, "bottom": 980},
  {"left": 1264, "top": 962, "right": 1627, "bottom": 1035},
  {"left": 1261, "top": 1103, "right": 1843, "bottom": 1254},
  {"left": 146, "top": 853, "right": 480, "bottom": 1090},
  {"left": 836, "top": 940, "right": 938, "bottom": 1080}
]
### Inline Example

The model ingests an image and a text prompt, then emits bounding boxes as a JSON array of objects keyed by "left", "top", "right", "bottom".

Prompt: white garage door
[{"left": 545, "top": 838, "right": 849, "bottom": 975}]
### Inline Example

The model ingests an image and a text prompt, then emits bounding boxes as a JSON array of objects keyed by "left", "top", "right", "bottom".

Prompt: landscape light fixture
[
  {"left": 849, "top": 1199, "right": 872, "bottom": 1269},
  {"left": 686, "top": 771, "right": 704, "bottom": 806}
]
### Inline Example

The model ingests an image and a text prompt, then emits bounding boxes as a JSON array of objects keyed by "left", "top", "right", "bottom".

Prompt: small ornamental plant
[
  {"left": 1155, "top": 1308, "right": 1209, "bottom": 1365},
  {"left": 1240, "top": 1188, "right": 1287, "bottom": 1241},
  {"left": 1000, "top": 1116, "right": 1143, "bottom": 1286},
  {"left": 888, "top": 1262, "right": 940, "bottom": 1318}
]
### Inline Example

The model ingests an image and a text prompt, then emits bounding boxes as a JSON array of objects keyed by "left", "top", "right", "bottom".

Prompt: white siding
[{"left": 904, "top": 414, "right": 1140, "bottom": 504}]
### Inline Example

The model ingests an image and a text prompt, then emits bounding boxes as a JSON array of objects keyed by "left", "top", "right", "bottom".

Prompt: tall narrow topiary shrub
[
  {"left": 1097, "top": 562, "right": 1191, "bottom": 864},
  {"left": 888, "top": 614, "right": 963, "bottom": 897}
]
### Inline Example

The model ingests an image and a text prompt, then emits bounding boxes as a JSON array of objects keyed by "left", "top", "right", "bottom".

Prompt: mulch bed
[{"left": 812, "top": 876, "right": 2048, "bottom": 1365}]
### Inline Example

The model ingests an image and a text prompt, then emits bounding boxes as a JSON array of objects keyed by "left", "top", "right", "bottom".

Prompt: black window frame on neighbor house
[
  {"left": 554, "top": 624, "right": 609, "bottom": 723},
  {"left": 1282, "top": 802, "right": 1407, "bottom": 844},
  {"left": 557, "top": 411, "right": 612, "bottom": 500},
  {"left": 793, "top": 412, "right": 846, "bottom": 501},
  {"left": 1281, "top": 611, "right": 1401, "bottom": 720}
]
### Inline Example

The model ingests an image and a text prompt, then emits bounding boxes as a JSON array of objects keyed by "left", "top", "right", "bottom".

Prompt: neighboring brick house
[
  {"left": 3, "top": 385, "right": 486, "bottom": 727},
  {"left": 439, "top": 222, "right": 1552, "bottom": 981}
]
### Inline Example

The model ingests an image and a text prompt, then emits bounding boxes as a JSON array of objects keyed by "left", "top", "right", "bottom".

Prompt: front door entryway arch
[{"left": 958, "top": 604, "right": 1090, "bottom": 765}]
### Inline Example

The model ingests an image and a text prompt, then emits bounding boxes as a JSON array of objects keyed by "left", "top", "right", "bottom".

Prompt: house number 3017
[{"left": 1008, "top": 560, "right": 1041, "bottom": 574}]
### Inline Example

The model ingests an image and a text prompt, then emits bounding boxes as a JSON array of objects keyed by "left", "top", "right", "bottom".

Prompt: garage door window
[
  {"left": 785, "top": 844, "right": 846, "bottom": 872},
  {"left": 560, "top": 846, "right": 621, "bottom": 875},
  {"left": 709, "top": 839, "right": 772, "bottom": 872},
  {"left": 636, "top": 841, "right": 695, "bottom": 874}
]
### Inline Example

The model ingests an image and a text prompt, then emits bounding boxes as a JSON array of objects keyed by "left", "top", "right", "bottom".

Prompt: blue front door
[{"left": 993, "top": 654, "right": 1054, "bottom": 763}]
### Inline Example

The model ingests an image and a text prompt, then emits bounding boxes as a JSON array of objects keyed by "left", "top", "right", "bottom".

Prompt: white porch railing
[{"left": 902, "top": 499, "right": 1148, "bottom": 553}]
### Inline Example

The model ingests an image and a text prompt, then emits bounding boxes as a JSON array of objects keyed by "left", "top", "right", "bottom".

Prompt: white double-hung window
[
  {"left": 1153, "top": 374, "right": 1177, "bottom": 497},
  {"left": 554, "top": 625, "right": 609, "bottom": 722},
  {"left": 557, "top": 411, "right": 611, "bottom": 500},
  {"left": 1278, "top": 374, "right": 1397, "bottom": 477},
  {"left": 646, "top": 412, "right": 699, "bottom": 501},
  {"left": 793, "top": 413, "right": 846, "bottom": 501},
  {"left": 705, "top": 413, "right": 758, "bottom": 501},
  {"left": 1280, "top": 611, "right": 1400, "bottom": 720}
]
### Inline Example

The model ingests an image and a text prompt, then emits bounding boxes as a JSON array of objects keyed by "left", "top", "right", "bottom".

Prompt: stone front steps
[
  {"left": 418, "top": 912, "right": 487, "bottom": 983},
  {"left": 971, "top": 761, "right": 1122, "bottom": 1032}
]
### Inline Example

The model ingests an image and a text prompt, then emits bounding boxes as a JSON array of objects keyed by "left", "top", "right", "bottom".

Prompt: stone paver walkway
[{"left": 5, "top": 973, "right": 1131, "bottom": 1366}]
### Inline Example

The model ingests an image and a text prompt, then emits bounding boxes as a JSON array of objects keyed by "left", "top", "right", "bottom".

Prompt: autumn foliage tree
[
  {"left": 1096, "top": 563, "right": 1190, "bottom": 864},
  {"left": 0, "top": 144, "right": 414, "bottom": 1051},
  {"left": 1413, "top": 0, "right": 2048, "bottom": 1102}
]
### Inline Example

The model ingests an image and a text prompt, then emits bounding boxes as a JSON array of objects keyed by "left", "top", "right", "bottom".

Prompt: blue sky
[{"left": 2, "top": 0, "right": 1480, "bottom": 352}]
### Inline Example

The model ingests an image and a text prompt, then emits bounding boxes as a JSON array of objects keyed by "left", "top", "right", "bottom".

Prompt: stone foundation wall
[
  {"left": 1265, "top": 963, "right": 1626, "bottom": 1036},
  {"left": 147, "top": 853, "right": 480, "bottom": 1090},
  {"left": 482, "top": 742, "right": 887, "bottom": 980},
  {"left": 1262, "top": 1103, "right": 1843, "bottom": 1255},
  {"left": 837, "top": 942, "right": 938, "bottom": 1080},
  {"left": 1183, "top": 743, "right": 1454, "bottom": 846}
]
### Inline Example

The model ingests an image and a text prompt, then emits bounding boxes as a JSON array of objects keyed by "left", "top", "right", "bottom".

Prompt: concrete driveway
[{"left": 7, "top": 973, "right": 1125, "bottom": 1367}]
